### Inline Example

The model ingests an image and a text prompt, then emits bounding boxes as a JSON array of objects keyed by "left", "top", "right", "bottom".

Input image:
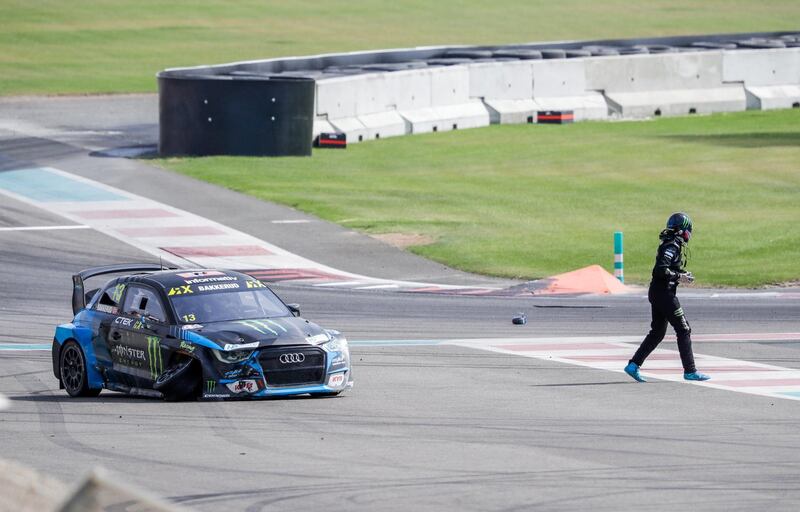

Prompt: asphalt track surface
[{"left": 1, "top": 95, "right": 799, "bottom": 511}]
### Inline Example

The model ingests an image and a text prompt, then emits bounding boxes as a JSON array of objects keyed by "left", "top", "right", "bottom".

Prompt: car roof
[{"left": 120, "top": 269, "right": 255, "bottom": 291}]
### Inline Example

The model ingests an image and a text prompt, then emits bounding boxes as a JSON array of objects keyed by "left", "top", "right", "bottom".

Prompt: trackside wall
[{"left": 315, "top": 48, "right": 800, "bottom": 143}]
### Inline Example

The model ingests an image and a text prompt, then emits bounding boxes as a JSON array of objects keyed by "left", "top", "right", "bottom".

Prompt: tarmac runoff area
[{"left": 0, "top": 95, "right": 800, "bottom": 511}]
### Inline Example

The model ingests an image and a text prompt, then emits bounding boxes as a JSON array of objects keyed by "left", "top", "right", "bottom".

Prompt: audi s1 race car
[{"left": 52, "top": 264, "right": 352, "bottom": 400}]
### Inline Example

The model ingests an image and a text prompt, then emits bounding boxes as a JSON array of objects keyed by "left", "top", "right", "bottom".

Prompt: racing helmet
[{"left": 666, "top": 212, "right": 692, "bottom": 242}]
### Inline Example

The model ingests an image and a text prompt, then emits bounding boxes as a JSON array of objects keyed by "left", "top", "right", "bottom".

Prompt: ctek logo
[{"left": 168, "top": 285, "right": 193, "bottom": 296}]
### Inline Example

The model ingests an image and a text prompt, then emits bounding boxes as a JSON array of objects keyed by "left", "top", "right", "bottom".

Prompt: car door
[
  {"left": 89, "top": 280, "right": 126, "bottom": 374},
  {"left": 108, "top": 284, "right": 169, "bottom": 388}
]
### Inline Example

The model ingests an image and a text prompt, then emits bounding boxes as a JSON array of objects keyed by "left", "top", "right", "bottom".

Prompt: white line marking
[
  {"left": 445, "top": 335, "right": 800, "bottom": 402},
  {"left": 0, "top": 225, "right": 90, "bottom": 232},
  {"left": 271, "top": 220, "right": 311, "bottom": 224}
]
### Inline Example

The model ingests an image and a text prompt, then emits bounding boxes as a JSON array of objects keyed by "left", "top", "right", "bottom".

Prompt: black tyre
[
  {"left": 540, "top": 49, "right": 566, "bottom": 59},
  {"left": 491, "top": 49, "right": 542, "bottom": 60},
  {"left": 154, "top": 358, "right": 200, "bottom": 401},
  {"left": 60, "top": 341, "right": 101, "bottom": 398}
]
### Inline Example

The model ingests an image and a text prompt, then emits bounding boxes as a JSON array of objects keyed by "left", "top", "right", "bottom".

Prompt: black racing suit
[{"left": 630, "top": 231, "right": 697, "bottom": 373}]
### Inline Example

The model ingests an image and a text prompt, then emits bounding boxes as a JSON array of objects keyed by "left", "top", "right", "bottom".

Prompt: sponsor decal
[
  {"left": 181, "top": 313, "right": 197, "bottom": 323},
  {"left": 205, "top": 380, "right": 216, "bottom": 393},
  {"left": 96, "top": 304, "right": 117, "bottom": 314},
  {"left": 116, "top": 317, "right": 146, "bottom": 330},
  {"left": 204, "top": 394, "right": 231, "bottom": 399},
  {"left": 665, "top": 248, "right": 676, "bottom": 259},
  {"left": 245, "top": 280, "right": 266, "bottom": 289},
  {"left": 224, "top": 368, "right": 246, "bottom": 379},
  {"left": 197, "top": 283, "right": 240, "bottom": 292},
  {"left": 234, "top": 320, "right": 278, "bottom": 336},
  {"left": 184, "top": 276, "right": 237, "bottom": 284},
  {"left": 168, "top": 285, "right": 193, "bottom": 296},
  {"left": 147, "top": 336, "right": 163, "bottom": 380},
  {"left": 111, "top": 344, "right": 146, "bottom": 363},
  {"left": 226, "top": 380, "right": 258, "bottom": 393},
  {"left": 306, "top": 333, "right": 329, "bottom": 345},
  {"left": 328, "top": 373, "right": 345, "bottom": 387},
  {"left": 110, "top": 284, "right": 125, "bottom": 303},
  {"left": 222, "top": 341, "right": 259, "bottom": 351},
  {"left": 279, "top": 353, "right": 305, "bottom": 364},
  {"left": 674, "top": 307, "right": 685, "bottom": 317},
  {"left": 182, "top": 324, "right": 203, "bottom": 331},
  {"left": 179, "top": 341, "right": 196, "bottom": 353}
]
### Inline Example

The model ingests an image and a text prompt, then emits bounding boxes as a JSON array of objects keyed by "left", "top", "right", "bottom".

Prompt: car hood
[{"left": 187, "top": 316, "right": 330, "bottom": 350}]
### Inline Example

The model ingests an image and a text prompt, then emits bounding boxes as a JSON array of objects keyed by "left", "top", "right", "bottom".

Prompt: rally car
[{"left": 52, "top": 264, "right": 352, "bottom": 400}]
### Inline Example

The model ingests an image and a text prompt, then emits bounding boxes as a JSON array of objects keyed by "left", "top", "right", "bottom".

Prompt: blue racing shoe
[
  {"left": 684, "top": 372, "right": 711, "bottom": 381},
  {"left": 624, "top": 362, "right": 647, "bottom": 383}
]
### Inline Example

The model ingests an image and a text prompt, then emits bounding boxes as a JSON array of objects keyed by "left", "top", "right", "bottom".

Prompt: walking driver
[{"left": 624, "top": 213, "right": 710, "bottom": 383}]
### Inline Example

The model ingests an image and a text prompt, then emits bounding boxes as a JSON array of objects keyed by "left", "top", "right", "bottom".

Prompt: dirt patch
[{"left": 370, "top": 233, "right": 435, "bottom": 249}]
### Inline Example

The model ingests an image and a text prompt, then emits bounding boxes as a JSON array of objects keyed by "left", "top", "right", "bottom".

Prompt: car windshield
[{"left": 170, "top": 288, "right": 291, "bottom": 324}]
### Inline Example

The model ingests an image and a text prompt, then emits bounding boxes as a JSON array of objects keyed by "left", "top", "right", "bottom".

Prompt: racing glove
[{"left": 677, "top": 272, "right": 694, "bottom": 284}]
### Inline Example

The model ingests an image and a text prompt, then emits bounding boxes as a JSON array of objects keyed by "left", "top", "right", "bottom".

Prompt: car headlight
[{"left": 212, "top": 349, "right": 254, "bottom": 364}]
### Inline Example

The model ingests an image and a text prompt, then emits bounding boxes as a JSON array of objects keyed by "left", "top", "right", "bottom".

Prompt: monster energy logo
[
  {"left": 674, "top": 308, "right": 685, "bottom": 317},
  {"left": 234, "top": 319, "right": 285, "bottom": 336},
  {"left": 111, "top": 284, "right": 125, "bottom": 303},
  {"left": 205, "top": 380, "right": 215, "bottom": 393},
  {"left": 147, "top": 336, "right": 163, "bottom": 380}
]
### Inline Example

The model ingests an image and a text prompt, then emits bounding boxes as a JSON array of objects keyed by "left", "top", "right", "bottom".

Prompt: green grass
[
  {"left": 1, "top": 0, "right": 799, "bottom": 95},
  {"left": 159, "top": 109, "right": 800, "bottom": 287},
  {"left": 5, "top": 1, "right": 799, "bottom": 286}
]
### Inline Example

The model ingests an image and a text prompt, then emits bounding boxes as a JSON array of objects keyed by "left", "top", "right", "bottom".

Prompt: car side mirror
[{"left": 286, "top": 303, "right": 301, "bottom": 317}]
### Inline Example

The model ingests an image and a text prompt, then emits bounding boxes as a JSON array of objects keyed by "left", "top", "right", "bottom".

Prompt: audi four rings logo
[{"left": 279, "top": 353, "right": 305, "bottom": 364}]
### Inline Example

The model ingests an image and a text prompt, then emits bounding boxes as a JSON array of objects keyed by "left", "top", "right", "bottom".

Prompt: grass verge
[
  {"left": 2, "top": 1, "right": 799, "bottom": 95},
  {"left": 158, "top": 109, "right": 800, "bottom": 287}
]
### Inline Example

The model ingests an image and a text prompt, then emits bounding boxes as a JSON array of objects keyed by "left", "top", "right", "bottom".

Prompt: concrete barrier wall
[
  {"left": 722, "top": 48, "right": 800, "bottom": 109},
  {"left": 314, "top": 46, "right": 800, "bottom": 144},
  {"left": 585, "top": 52, "right": 746, "bottom": 117}
]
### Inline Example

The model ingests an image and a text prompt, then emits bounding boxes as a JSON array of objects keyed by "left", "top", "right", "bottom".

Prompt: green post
[{"left": 614, "top": 231, "right": 624, "bottom": 283}]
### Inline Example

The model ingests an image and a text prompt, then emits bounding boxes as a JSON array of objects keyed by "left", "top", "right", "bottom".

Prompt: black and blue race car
[{"left": 52, "top": 264, "right": 352, "bottom": 400}]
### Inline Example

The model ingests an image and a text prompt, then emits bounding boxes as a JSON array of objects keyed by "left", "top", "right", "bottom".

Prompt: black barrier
[{"left": 158, "top": 74, "right": 314, "bottom": 157}]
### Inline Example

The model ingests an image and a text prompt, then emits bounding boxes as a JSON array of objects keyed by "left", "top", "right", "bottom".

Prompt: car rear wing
[{"left": 72, "top": 263, "right": 169, "bottom": 314}]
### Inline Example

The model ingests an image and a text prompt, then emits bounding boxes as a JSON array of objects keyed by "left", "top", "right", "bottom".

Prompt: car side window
[
  {"left": 94, "top": 283, "right": 125, "bottom": 314},
  {"left": 121, "top": 285, "right": 166, "bottom": 323}
]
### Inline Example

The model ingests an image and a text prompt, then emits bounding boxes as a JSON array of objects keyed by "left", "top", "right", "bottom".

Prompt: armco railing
[{"left": 158, "top": 31, "right": 800, "bottom": 156}]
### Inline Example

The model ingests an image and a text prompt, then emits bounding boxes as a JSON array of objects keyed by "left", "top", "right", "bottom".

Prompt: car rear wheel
[{"left": 60, "top": 341, "right": 101, "bottom": 397}]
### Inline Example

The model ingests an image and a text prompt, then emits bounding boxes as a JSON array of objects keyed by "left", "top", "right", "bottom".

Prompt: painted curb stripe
[
  {"left": 72, "top": 208, "right": 179, "bottom": 219},
  {"left": 116, "top": 226, "right": 226, "bottom": 237},
  {"left": 0, "top": 168, "right": 124, "bottom": 202},
  {"left": 0, "top": 344, "right": 51, "bottom": 350}
]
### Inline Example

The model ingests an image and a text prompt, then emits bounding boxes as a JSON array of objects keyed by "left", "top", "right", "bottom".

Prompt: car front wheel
[{"left": 60, "top": 341, "right": 101, "bottom": 398}]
